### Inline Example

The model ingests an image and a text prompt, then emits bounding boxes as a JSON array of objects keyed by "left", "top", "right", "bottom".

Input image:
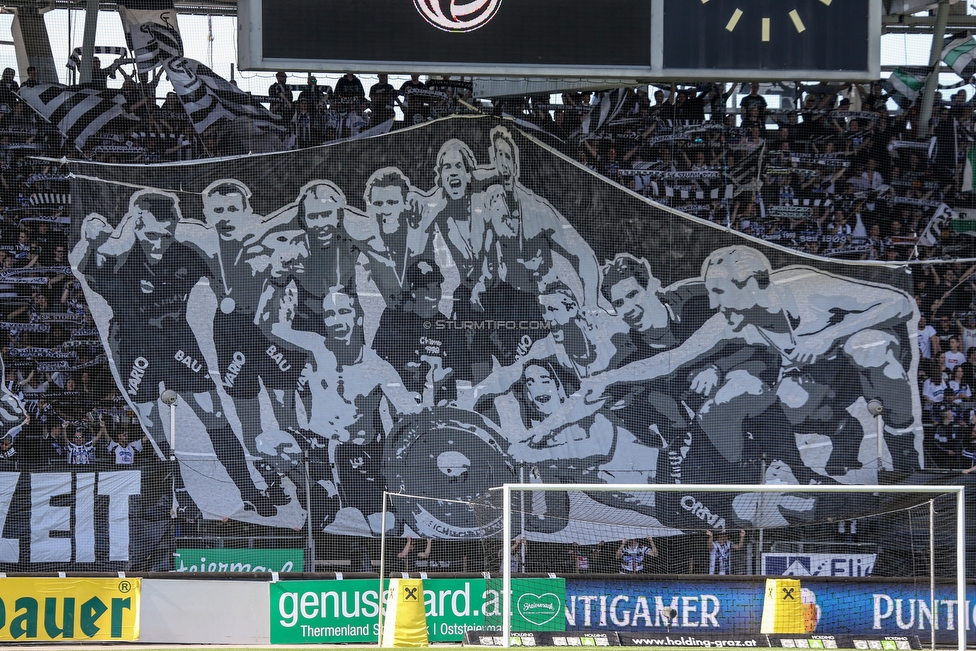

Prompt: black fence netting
[{"left": 1, "top": 7, "right": 976, "bottom": 568}]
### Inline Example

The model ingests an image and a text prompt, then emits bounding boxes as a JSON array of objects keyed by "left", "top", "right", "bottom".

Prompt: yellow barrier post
[
  {"left": 760, "top": 578, "right": 804, "bottom": 634},
  {"left": 380, "top": 578, "right": 428, "bottom": 647}
]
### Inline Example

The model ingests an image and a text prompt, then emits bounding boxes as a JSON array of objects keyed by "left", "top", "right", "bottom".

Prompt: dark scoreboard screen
[
  {"left": 260, "top": 0, "right": 652, "bottom": 69},
  {"left": 239, "top": 0, "right": 879, "bottom": 81}
]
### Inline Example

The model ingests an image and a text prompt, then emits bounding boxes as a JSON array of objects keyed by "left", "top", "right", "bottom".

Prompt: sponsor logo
[
  {"left": 223, "top": 351, "right": 245, "bottom": 387},
  {"left": 266, "top": 345, "right": 292, "bottom": 372},
  {"left": 174, "top": 349, "right": 202, "bottom": 373},
  {"left": 127, "top": 356, "right": 149, "bottom": 396},
  {"left": 681, "top": 495, "right": 726, "bottom": 530},
  {"left": 518, "top": 592, "right": 561, "bottom": 626},
  {"left": 414, "top": 0, "right": 502, "bottom": 32}
]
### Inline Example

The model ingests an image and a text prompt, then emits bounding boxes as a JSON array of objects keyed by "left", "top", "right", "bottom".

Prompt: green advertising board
[
  {"left": 174, "top": 548, "right": 304, "bottom": 573},
  {"left": 270, "top": 578, "right": 566, "bottom": 644},
  {"left": 486, "top": 578, "right": 567, "bottom": 632}
]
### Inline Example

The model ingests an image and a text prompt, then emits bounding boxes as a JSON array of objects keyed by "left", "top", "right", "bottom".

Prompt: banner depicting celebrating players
[{"left": 66, "top": 116, "right": 923, "bottom": 540}]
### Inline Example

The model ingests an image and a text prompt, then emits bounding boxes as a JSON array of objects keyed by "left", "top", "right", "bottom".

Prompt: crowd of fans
[{"left": 1, "top": 66, "right": 975, "bottom": 484}]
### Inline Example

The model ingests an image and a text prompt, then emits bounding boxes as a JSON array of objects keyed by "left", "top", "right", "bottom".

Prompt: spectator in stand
[
  {"left": 268, "top": 71, "right": 293, "bottom": 120},
  {"left": 397, "top": 534, "right": 434, "bottom": 572},
  {"left": 334, "top": 72, "right": 367, "bottom": 138},
  {"left": 923, "top": 358, "right": 948, "bottom": 421},
  {"left": 399, "top": 74, "right": 427, "bottom": 125},
  {"left": 705, "top": 82, "right": 737, "bottom": 123},
  {"left": 0, "top": 433, "right": 17, "bottom": 466},
  {"left": 369, "top": 74, "right": 397, "bottom": 126},
  {"left": 0, "top": 68, "right": 18, "bottom": 104},
  {"left": 88, "top": 57, "right": 111, "bottom": 91},
  {"left": 932, "top": 405, "right": 966, "bottom": 469},
  {"left": 707, "top": 529, "right": 745, "bottom": 575},
  {"left": 569, "top": 540, "right": 608, "bottom": 573},
  {"left": 335, "top": 71, "right": 365, "bottom": 100},
  {"left": 21, "top": 66, "right": 39, "bottom": 89},
  {"left": 863, "top": 223, "right": 886, "bottom": 260},
  {"left": 649, "top": 88, "right": 674, "bottom": 122},
  {"left": 679, "top": 86, "right": 706, "bottom": 124},
  {"left": 826, "top": 209, "right": 853, "bottom": 252},
  {"left": 740, "top": 105, "right": 765, "bottom": 132},
  {"left": 616, "top": 536, "right": 658, "bottom": 573},
  {"left": 932, "top": 268, "right": 967, "bottom": 320},
  {"left": 103, "top": 421, "right": 147, "bottom": 465},
  {"left": 917, "top": 314, "right": 938, "bottom": 360},
  {"left": 958, "top": 347, "right": 976, "bottom": 390},
  {"left": 861, "top": 158, "right": 884, "bottom": 190},
  {"left": 64, "top": 423, "right": 97, "bottom": 465},
  {"left": 291, "top": 99, "right": 322, "bottom": 149},
  {"left": 945, "top": 335, "right": 966, "bottom": 371},
  {"left": 739, "top": 82, "right": 767, "bottom": 124},
  {"left": 857, "top": 81, "right": 889, "bottom": 113},
  {"left": 297, "top": 76, "right": 327, "bottom": 110},
  {"left": 949, "top": 365, "right": 973, "bottom": 410},
  {"left": 935, "top": 314, "right": 955, "bottom": 353}
]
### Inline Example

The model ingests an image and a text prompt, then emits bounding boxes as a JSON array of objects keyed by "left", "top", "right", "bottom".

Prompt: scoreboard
[{"left": 239, "top": 0, "right": 880, "bottom": 81}]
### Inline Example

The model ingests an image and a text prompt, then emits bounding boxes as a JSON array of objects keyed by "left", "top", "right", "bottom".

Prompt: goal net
[{"left": 379, "top": 484, "right": 966, "bottom": 650}]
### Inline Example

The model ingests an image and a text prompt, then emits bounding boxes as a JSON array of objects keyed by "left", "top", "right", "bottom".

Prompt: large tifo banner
[
  {"left": 67, "top": 115, "right": 923, "bottom": 536},
  {"left": 0, "top": 577, "right": 140, "bottom": 641}
]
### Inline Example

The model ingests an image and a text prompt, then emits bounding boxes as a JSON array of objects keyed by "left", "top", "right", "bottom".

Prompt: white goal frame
[{"left": 499, "top": 483, "right": 966, "bottom": 651}]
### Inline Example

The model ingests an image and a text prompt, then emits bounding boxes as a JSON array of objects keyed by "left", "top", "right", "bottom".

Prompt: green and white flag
[
  {"left": 943, "top": 32, "right": 976, "bottom": 81},
  {"left": 883, "top": 67, "right": 928, "bottom": 109},
  {"left": 963, "top": 146, "right": 976, "bottom": 192}
]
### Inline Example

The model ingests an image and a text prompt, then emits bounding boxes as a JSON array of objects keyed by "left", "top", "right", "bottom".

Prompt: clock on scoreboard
[{"left": 663, "top": 0, "right": 874, "bottom": 74}]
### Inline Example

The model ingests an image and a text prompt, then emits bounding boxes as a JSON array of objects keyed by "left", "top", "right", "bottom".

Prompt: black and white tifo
[{"left": 63, "top": 116, "right": 924, "bottom": 541}]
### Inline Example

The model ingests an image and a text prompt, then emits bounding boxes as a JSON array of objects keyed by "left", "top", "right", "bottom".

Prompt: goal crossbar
[{"left": 497, "top": 483, "right": 966, "bottom": 651}]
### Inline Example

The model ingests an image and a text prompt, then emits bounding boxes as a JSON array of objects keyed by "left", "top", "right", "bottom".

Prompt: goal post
[{"left": 498, "top": 483, "right": 967, "bottom": 651}]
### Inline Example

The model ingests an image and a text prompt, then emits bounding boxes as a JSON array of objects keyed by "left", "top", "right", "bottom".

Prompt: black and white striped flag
[
  {"left": 118, "top": 0, "right": 184, "bottom": 73},
  {"left": 17, "top": 84, "right": 140, "bottom": 151},
  {"left": 65, "top": 46, "right": 129, "bottom": 72},
  {"left": 163, "top": 57, "right": 284, "bottom": 134}
]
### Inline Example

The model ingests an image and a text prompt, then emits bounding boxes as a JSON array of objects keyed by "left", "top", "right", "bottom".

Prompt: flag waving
[
  {"left": 118, "top": 0, "right": 184, "bottom": 74},
  {"left": 883, "top": 67, "right": 930, "bottom": 109},
  {"left": 18, "top": 84, "right": 139, "bottom": 151},
  {"left": 942, "top": 32, "right": 976, "bottom": 82},
  {"left": 163, "top": 57, "right": 284, "bottom": 134},
  {"left": 963, "top": 146, "right": 976, "bottom": 192}
]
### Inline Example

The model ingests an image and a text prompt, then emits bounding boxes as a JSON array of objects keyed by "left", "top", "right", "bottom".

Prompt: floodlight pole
[
  {"left": 160, "top": 389, "right": 178, "bottom": 461},
  {"left": 168, "top": 403, "right": 176, "bottom": 461},
  {"left": 868, "top": 399, "right": 884, "bottom": 474}
]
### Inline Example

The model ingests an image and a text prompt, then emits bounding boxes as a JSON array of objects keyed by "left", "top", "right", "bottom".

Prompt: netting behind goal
[{"left": 381, "top": 485, "right": 966, "bottom": 649}]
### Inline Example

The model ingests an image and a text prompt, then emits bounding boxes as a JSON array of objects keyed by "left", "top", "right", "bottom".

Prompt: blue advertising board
[{"left": 565, "top": 579, "right": 975, "bottom": 645}]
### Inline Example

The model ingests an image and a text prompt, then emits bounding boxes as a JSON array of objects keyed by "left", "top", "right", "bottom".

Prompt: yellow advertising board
[{"left": 0, "top": 578, "right": 139, "bottom": 641}]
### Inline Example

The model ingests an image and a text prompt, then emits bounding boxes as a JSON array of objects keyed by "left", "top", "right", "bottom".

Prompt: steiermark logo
[
  {"left": 413, "top": 0, "right": 503, "bottom": 32},
  {"left": 517, "top": 592, "right": 561, "bottom": 626}
]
